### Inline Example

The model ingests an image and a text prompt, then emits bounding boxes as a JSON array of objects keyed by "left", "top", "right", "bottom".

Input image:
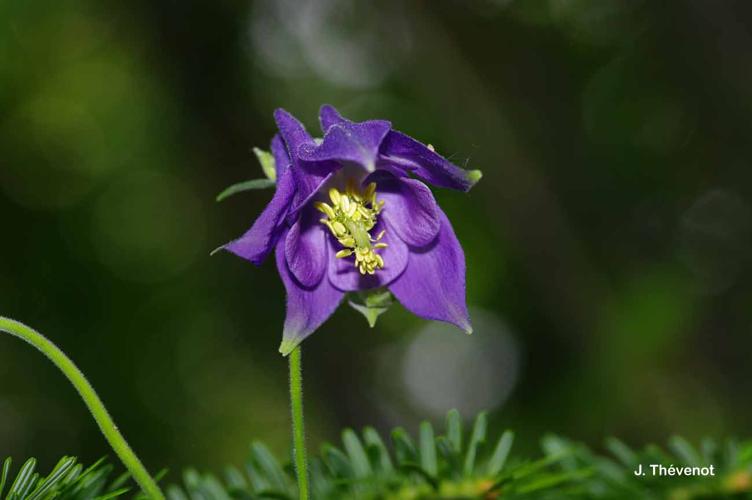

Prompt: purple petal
[
  {"left": 270, "top": 134, "right": 290, "bottom": 178},
  {"left": 368, "top": 173, "right": 440, "bottom": 247},
  {"left": 285, "top": 206, "right": 327, "bottom": 288},
  {"left": 299, "top": 119, "right": 392, "bottom": 172},
  {"left": 276, "top": 229, "right": 344, "bottom": 355},
  {"left": 327, "top": 220, "right": 408, "bottom": 291},
  {"left": 273, "top": 109, "right": 339, "bottom": 217},
  {"left": 223, "top": 167, "right": 295, "bottom": 265},
  {"left": 379, "top": 130, "right": 480, "bottom": 192},
  {"left": 319, "top": 104, "right": 346, "bottom": 133},
  {"left": 274, "top": 108, "right": 313, "bottom": 154},
  {"left": 388, "top": 208, "right": 472, "bottom": 333}
]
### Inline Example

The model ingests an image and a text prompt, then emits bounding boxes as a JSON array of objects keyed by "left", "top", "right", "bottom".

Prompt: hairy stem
[
  {"left": 0, "top": 316, "right": 165, "bottom": 500},
  {"left": 289, "top": 346, "right": 309, "bottom": 500}
]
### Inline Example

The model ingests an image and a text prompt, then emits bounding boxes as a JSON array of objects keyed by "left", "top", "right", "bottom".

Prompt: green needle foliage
[
  {"left": 0, "top": 456, "right": 130, "bottom": 500},
  {"left": 5, "top": 410, "right": 752, "bottom": 499},
  {"left": 164, "top": 410, "right": 752, "bottom": 499}
]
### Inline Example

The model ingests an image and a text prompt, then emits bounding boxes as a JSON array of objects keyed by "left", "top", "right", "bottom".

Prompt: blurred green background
[{"left": 2, "top": 0, "right": 752, "bottom": 476}]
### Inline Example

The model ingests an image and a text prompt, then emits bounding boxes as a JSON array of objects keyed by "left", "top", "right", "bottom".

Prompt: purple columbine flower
[{"left": 222, "top": 105, "right": 482, "bottom": 355}]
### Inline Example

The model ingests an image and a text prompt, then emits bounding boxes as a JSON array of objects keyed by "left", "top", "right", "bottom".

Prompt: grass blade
[
  {"left": 0, "top": 457, "right": 11, "bottom": 497},
  {"left": 363, "top": 427, "right": 394, "bottom": 474},
  {"left": 342, "top": 429, "right": 372, "bottom": 478},
  {"left": 669, "top": 436, "right": 702, "bottom": 466},
  {"left": 419, "top": 421, "right": 437, "bottom": 477},
  {"left": 463, "top": 412, "right": 487, "bottom": 476},
  {"left": 27, "top": 456, "right": 76, "bottom": 500},
  {"left": 605, "top": 438, "right": 638, "bottom": 468},
  {"left": 321, "top": 445, "right": 353, "bottom": 479},
  {"left": 391, "top": 428, "right": 418, "bottom": 465},
  {"left": 166, "top": 484, "right": 190, "bottom": 500},
  {"left": 7, "top": 457, "right": 37, "bottom": 499},
  {"left": 487, "top": 431, "right": 514, "bottom": 476},
  {"left": 446, "top": 409, "right": 462, "bottom": 454},
  {"left": 250, "top": 443, "right": 289, "bottom": 494}
]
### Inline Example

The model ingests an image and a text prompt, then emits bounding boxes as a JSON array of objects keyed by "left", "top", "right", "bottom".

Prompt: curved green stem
[
  {"left": 289, "top": 346, "right": 309, "bottom": 500},
  {"left": 0, "top": 316, "right": 165, "bottom": 500}
]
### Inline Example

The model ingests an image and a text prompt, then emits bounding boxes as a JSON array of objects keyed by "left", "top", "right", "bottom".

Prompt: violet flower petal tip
[
  {"left": 467, "top": 169, "right": 483, "bottom": 187},
  {"left": 451, "top": 311, "right": 474, "bottom": 335},
  {"left": 274, "top": 108, "right": 313, "bottom": 153},
  {"left": 460, "top": 318, "right": 474, "bottom": 335},
  {"left": 319, "top": 104, "right": 346, "bottom": 132},
  {"left": 211, "top": 242, "right": 257, "bottom": 262},
  {"left": 272, "top": 107, "right": 294, "bottom": 122},
  {"left": 278, "top": 337, "right": 300, "bottom": 356}
]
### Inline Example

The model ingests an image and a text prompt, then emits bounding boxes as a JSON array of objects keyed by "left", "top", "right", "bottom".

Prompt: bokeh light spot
[
  {"left": 400, "top": 309, "right": 520, "bottom": 418},
  {"left": 679, "top": 189, "right": 752, "bottom": 294},
  {"left": 250, "top": 0, "right": 411, "bottom": 89}
]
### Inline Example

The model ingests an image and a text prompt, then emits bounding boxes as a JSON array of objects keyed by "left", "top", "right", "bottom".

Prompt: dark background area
[{"left": 2, "top": 0, "right": 752, "bottom": 475}]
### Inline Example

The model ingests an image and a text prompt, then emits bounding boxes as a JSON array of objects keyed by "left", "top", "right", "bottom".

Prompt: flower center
[{"left": 316, "top": 180, "right": 387, "bottom": 275}]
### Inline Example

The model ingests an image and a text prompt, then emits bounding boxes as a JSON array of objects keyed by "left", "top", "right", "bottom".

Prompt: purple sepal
[
  {"left": 276, "top": 229, "right": 344, "bottom": 355},
  {"left": 319, "top": 104, "right": 346, "bottom": 133},
  {"left": 270, "top": 134, "right": 290, "bottom": 179},
  {"left": 388, "top": 207, "right": 472, "bottom": 333},
  {"left": 379, "top": 130, "right": 478, "bottom": 192},
  {"left": 299, "top": 119, "right": 391, "bottom": 172},
  {"left": 223, "top": 167, "right": 295, "bottom": 265},
  {"left": 274, "top": 108, "right": 339, "bottom": 217}
]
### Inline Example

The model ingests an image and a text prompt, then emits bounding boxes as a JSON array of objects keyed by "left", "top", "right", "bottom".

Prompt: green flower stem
[
  {"left": 0, "top": 316, "right": 165, "bottom": 500},
  {"left": 289, "top": 346, "right": 309, "bottom": 500}
]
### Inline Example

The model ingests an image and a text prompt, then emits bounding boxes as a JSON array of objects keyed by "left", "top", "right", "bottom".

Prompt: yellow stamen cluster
[{"left": 315, "top": 181, "right": 387, "bottom": 275}]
